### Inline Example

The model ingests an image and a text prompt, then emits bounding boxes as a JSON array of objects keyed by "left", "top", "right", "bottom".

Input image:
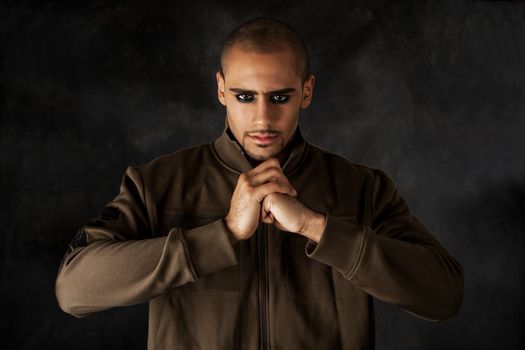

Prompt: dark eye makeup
[
  {"left": 236, "top": 94, "right": 255, "bottom": 103},
  {"left": 270, "top": 95, "right": 289, "bottom": 104},
  {"left": 235, "top": 94, "right": 289, "bottom": 104}
]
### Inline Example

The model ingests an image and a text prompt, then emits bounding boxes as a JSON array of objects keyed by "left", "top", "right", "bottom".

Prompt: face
[{"left": 216, "top": 45, "right": 315, "bottom": 161}]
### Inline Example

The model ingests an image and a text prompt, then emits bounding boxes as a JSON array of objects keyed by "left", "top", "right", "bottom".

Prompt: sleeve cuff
[
  {"left": 180, "top": 218, "right": 239, "bottom": 278},
  {"left": 305, "top": 215, "right": 369, "bottom": 278}
]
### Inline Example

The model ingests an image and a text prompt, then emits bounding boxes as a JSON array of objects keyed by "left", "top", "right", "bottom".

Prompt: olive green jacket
[{"left": 55, "top": 122, "right": 463, "bottom": 349}]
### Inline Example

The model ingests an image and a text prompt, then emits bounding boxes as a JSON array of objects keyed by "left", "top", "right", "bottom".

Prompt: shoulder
[
  {"left": 306, "top": 142, "right": 399, "bottom": 209},
  {"left": 306, "top": 142, "right": 385, "bottom": 182},
  {"left": 131, "top": 143, "right": 214, "bottom": 182}
]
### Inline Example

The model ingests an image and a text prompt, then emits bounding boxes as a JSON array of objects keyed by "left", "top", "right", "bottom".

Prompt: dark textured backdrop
[{"left": 1, "top": 0, "right": 524, "bottom": 349}]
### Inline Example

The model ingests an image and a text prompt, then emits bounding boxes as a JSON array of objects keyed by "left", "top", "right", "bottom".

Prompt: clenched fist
[
  {"left": 260, "top": 193, "right": 327, "bottom": 243},
  {"left": 225, "top": 158, "right": 297, "bottom": 242}
]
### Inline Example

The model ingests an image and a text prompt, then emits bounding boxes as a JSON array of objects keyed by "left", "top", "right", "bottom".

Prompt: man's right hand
[{"left": 225, "top": 158, "right": 297, "bottom": 242}]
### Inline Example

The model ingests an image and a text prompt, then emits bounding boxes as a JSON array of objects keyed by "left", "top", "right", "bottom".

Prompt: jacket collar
[{"left": 212, "top": 118, "right": 307, "bottom": 175}]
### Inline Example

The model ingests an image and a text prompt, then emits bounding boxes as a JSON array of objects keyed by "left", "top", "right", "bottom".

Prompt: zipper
[
  {"left": 258, "top": 223, "right": 269, "bottom": 349},
  {"left": 257, "top": 150, "right": 296, "bottom": 349},
  {"left": 257, "top": 151, "right": 296, "bottom": 349},
  {"left": 282, "top": 151, "right": 296, "bottom": 172}
]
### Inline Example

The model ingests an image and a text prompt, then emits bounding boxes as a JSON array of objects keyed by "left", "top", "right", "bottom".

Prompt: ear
[
  {"left": 300, "top": 74, "right": 316, "bottom": 109},
  {"left": 216, "top": 70, "right": 226, "bottom": 106}
]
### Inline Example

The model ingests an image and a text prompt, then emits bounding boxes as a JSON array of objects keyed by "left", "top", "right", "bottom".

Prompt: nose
[{"left": 252, "top": 98, "right": 274, "bottom": 129}]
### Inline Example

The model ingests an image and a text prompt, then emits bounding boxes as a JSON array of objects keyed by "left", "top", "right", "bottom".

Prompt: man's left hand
[{"left": 260, "top": 193, "right": 327, "bottom": 243}]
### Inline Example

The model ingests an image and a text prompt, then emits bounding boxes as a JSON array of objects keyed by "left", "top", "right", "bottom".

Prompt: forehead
[{"left": 223, "top": 46, "right": 301, "bottom": 90}]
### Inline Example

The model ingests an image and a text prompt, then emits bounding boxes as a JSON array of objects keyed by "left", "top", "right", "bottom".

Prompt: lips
[{"left": 248, "top": 133, "right": 278, "bottom": 145}]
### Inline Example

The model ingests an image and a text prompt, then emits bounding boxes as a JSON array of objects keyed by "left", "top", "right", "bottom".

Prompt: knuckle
[
  {"left": 266, "top": 158, "right": 279, "bottom": 166},
  {"left": 239, "top": 174, "right": 252, "bottom": 187},
  {"left": 269, "top": 168, "right": 280, "bottom": 178},
  {"left": 267, "top": 192, "right": 277, "bottom": 199}
]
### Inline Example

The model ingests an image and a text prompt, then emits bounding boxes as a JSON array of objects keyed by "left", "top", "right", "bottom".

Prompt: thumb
[{"left": 260, "top": 201, "right": 271, "bottom": 223}]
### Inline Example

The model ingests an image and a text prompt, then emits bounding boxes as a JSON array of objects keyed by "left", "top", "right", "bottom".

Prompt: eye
[
  {"left": 236, "top": 94, "right": 254, "bottom": 103},
  {"left": 270, "top": 95, "right": 289, "bottom": 104}
]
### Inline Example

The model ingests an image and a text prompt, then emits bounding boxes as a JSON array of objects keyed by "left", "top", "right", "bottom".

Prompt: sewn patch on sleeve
[
  {"left": 85, "top": 206, "right": 121, "bottom": 227},
  {"left": 70, "top": 228, "right": 88, "bottom": 248},
  {"left": 98, "top": 206, "right": 121, "bottom": 220}
]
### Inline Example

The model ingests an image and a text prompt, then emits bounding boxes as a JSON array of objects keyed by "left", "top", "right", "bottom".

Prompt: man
[{"left": 56, "top": 17, "right": 463, "bottom": 349}]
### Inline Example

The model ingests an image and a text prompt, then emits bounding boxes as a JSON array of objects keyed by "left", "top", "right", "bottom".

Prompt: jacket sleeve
[
  {"left": 55, "top": 166, "right": 238, "bottom": 318},
  {"left": 304, "top": 169, "right": 464, "bottom": 321}
]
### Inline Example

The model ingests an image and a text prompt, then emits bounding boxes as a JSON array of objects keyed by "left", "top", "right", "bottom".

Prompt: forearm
[
  {"left": 353, "top": 228, "right": 464, "bottom": 320},
  {"left": 56, "top": 219, "right": 238, "bottom": 317},
  {"left": 56, "top": 232, "right": 190, "bottom": 317},
  {"left": 306, "top": 216, "right": 464, "bottom": 321}
]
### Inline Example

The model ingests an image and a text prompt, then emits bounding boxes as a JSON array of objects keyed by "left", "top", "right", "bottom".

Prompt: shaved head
[{"left": 220, "top": 17, "right": 310, "bottom": 83}]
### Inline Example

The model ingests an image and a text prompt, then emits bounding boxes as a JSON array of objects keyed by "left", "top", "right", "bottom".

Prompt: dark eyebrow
[{"left": 229, "top": 87, "right": 296, "bottom": 95}]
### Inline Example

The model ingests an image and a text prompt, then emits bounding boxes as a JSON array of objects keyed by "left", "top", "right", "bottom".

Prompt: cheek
[
  {"left": 226, "top": 104, "right": 250, "bottom": 130},
  {"left": 281, "top": 105, "right": 300, "bottom": 125},
  {"left": 229, "top": 102, "right": 247, "bottom": 115},
  {"left": 280, "top": 106, "right": 300, "bottom": 138}
]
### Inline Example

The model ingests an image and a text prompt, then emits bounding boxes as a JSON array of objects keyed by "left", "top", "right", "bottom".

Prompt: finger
[
  {"left": 240, "top": 157, "right": 297, "bottom": 193},
  {"left": 255, "top": 182, "right": 295, "bottom": 203},
  {"left": 262, "top": 217, "right": 273, "bottom": 224},
  {"left": 245, "top": 157, "right": 281, "bottom": 178},
  {"left": 253, "top": 157, "right": 281, "bottom": 171},
  {"left": 260, "top": 201, "right": 273, "bottom": 224},
  {"left": 261, "top": 213, "right": 273, "bottom": 224},
  {"left": 248, "top": 167, "right": 281, "bottom": 185},
  {"left": 247, "top": 164, "right": 297, "bottom": 198},
  {"left": 248, "top": 166, "right": 295, "bottom": 190},
  {"left": 239, "top": 158, "right": 284, "bottom": 183}
]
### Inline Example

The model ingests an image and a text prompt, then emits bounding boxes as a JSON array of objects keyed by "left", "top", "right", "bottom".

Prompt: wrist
[
  {"left": 300, "top": 211, "right": 327, "bottom": 243},
  {"left": 224, "top": 217, "right": 240, "bottom": 244}
]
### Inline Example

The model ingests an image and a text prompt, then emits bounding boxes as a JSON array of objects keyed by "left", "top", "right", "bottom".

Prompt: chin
[
  {"left": 244, "top": 138, "right": 284, "bottom": 160},
  {"left": 245, "top": 148, "right": 280, "bottom": 161}
]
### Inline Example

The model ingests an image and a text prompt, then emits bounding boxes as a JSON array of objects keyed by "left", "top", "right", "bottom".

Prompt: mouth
[{"left": 248, "top": 133, "right": 279, "bottom": 146}]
